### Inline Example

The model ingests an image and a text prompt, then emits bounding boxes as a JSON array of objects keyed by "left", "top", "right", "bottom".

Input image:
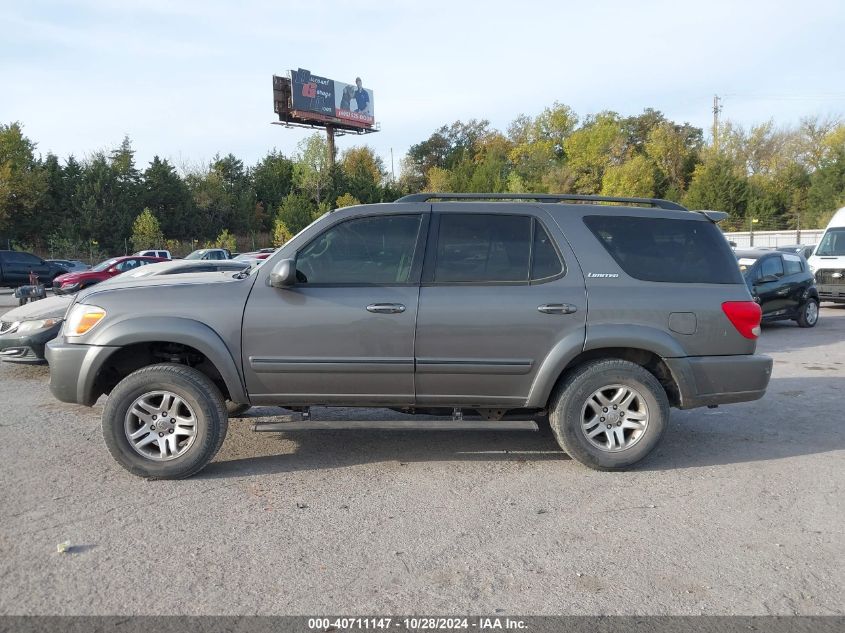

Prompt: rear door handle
[
  {"left": 366, "top": 303, "right": 406, "bottom": 314},
  {"left": 538, "top": 303, "right": 578, "bottom": 315}
]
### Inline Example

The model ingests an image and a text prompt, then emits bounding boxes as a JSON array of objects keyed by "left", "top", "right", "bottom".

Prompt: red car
[{"left": 53, "top": 255, "right": 167, "bottom": 294}]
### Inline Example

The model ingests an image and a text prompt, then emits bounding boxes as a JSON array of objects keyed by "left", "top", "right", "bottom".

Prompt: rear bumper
[{"left": 665, "top": 354, "right": 773, "bottom": 410}]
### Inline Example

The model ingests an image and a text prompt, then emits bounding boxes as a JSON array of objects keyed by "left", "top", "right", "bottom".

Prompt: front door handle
[
  {"left": 366, "top": 303, "right": 406, "bottom": 314},
  {"left": 538, "top": 303, "right": 578, "bottom": 315}
]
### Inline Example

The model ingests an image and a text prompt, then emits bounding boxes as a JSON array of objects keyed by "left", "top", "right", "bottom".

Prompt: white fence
[{"left": 722, "top": 229, "right": 825, "bottom": 249}]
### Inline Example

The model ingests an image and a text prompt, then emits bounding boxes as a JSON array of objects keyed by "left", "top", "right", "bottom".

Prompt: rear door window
[
  {"left": 583, "top": 215, "right": 742, "bottom": 284},
  {"left": 760, "top": 255, "right": 785, "bottom": 279},
  {"left": 433, "top": 214, "right": 531, "bottom": 283},
  {"left": 783, "top": 254, "right": 803, "bottom": 276}
]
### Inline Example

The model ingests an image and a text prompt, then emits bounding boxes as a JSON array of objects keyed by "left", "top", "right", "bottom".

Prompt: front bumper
[
  {"left": 0, "top": 323, "right": 62, "bottom": 364},
  {"left": 816, "top": 283, "right": 845, "bottom": 303},
  {"left": 53, "top": 284, "right": 81, "bottom": 295},
  {"left": 665, "top": 354, "right": 773, "bottom": 410},
  {"left": 45, "top": 339, "right": 119, "bottom": 405}
]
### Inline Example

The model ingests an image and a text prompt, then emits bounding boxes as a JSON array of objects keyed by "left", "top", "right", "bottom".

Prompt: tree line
[
  {"left": 0, "top": 124, "right": 399, "bottom": 259},
  {"left": 399, "top": 105, "right": 845, "bottom": 232},
  {"left": 1, "top": 106, "right": 844, "bottom": 259}
]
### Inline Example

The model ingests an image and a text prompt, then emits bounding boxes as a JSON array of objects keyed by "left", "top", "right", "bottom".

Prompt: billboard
[{"left": 290, "top": 68, "right": 374, "bottom": 128}]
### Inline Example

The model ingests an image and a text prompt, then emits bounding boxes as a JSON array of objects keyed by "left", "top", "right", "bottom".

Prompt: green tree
[
  {"left": 108, "top": 136, "right": 142, "bottom": 246},
  {"left": 622, "top": 108, "right": 667, "bottom": 154},
  {"left": 645, "top": 121, "right": 703, "bottom": 198},
  {"left": 277, "top": 192, "right": 318, "bottom": 234},
  {"left": 294, "top": 134, "right": 331, "bottom": 205},
  {"left": 253, "top": 150, "right": 294, "bottom": 229},
  {"left": 130, "top": 208, "right": 164, "bottom": 251},
  {"left": 508, "top": 103, "right": 577, "bottom": 189},
  {"left": 0, "top": 122, "right": 46, "bottom": 241},
  {"left": 213, "top": 228, "right": 236, "bottom": 252},
  {"left": 807, "top": 148, "right": 845, "bottom": 227},
  {"left": 426, "top": 167, "right": 452, "bottom": 192},
  {"left": 601, "top": 155, "right": 657, "bottom": 198},
  {"left": 76, "top": 152, "right": 120, "bottom": 250},
  {"left": 562, "top": 112, "right": 626, "bottom": 193},
  {"left": 272, "top": 217, "right": 292, "bottom": 246},
  {"left": 340, "top": 146, "right": 384, "bottom": 203},
  {"left": 142, "top": 156, "right": 193, "bottom": 240},
  {"left": 683, "top": 154, "right": 749, "bottom": 224},
  {"left": 335, "top": 193, "right": 361, "bottom": 208}
]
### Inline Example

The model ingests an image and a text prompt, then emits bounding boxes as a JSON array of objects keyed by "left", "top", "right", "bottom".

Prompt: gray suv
[{"left": 46, "top": 193, "right": 772, "bottom": 478}]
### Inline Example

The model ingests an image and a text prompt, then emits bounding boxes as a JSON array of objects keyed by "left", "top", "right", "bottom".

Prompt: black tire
[
  {"left": 225, "top": 401, "right": 252, "bottom": 417},
  {"left": 548, "top": 359, "right": 669, "bottom": 470},
  {"left": 102, "top": 363, "right": 228, "bottom": 479},
  {"left": 796, "top": 298, "right": 819, "bottom": 328}
]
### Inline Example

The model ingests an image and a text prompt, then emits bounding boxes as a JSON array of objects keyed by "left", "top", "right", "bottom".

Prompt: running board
[{"left": 251, "top": 419, "right": 539, "bottom": 432}]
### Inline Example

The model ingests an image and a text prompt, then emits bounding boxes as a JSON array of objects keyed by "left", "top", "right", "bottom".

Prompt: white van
[
  {"left": 134, "top": 249, "right": 172, "bottom": 260},
  {"left": 808, "top": 207, "right": 845, "bottom": 304}
]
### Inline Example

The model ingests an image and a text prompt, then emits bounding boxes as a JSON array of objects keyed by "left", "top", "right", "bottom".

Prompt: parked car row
[
  {"left": 0, "top": 259, "right": 252, "bottom": 364},
  {"left": 53, "top": 255, "right": 170, "bottom": 294},
  {"left": 1, "top": 246, "right": 277, "bottom": 291}
]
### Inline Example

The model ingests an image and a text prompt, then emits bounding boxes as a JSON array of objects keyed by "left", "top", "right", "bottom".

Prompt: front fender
[{"left": 85, "top": 316, "right": 248, "bottom": 404}]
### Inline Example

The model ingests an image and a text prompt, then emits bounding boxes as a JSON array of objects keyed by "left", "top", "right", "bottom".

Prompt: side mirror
[{"left": 269, "top": 258, "right": 297, "bottom": 288}]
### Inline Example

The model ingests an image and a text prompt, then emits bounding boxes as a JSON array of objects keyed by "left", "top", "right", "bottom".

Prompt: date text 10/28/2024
[{"left": 307, "top": 617, "right": 528, "bottom": 631}]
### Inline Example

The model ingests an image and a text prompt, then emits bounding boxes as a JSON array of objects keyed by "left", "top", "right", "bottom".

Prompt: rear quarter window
[{"left": 583, "top": 215, "right": 742, "bottom": 284}]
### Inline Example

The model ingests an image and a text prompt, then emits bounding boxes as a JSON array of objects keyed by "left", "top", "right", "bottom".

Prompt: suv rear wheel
[
  {"left": 549, "top": 359, "right": 669, "bottom": 470},
  {"left": 796, "top": 298, "right": 819, "bottom": 328},
  {"left": 102, "top": 363, "right": 228, "bottom": 479}
]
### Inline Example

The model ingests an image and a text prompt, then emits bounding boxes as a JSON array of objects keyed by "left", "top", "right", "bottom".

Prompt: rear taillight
[{"left": 722, "top": 301, "right": 762, "bottom": 339}]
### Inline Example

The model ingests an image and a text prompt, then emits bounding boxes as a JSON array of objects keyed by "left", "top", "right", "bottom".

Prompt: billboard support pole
[{"left": 326, "top": 125, "right": 336, "bottom": 168}]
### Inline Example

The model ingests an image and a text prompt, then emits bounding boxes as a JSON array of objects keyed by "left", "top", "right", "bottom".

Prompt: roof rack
[{"left": 394, "top": 192, "right": 688, "bottom": 211}]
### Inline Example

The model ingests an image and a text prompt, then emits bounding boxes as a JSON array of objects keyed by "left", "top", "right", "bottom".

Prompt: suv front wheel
[
  {"left": 549, "top": 359, "right": 669, "bottom": 470},
  {"left": 102, "top": 363, "right": 229, "bottom": 479}
]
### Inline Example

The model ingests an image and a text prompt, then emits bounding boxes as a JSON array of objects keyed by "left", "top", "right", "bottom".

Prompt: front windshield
[
  {"left": 815, "top": 228, "right": 845, "bottom": 256},
  {"left": 92, "top": 258, "right": 119, "bottom": 272},
  {"left": 185, "top": 250, "right": 206, "bottom": 260}
]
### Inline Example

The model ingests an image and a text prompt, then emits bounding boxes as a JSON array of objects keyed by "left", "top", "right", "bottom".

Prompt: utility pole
[
  {"left": 326, "top": 125, "right": 336, "bottom": 168},
  {"left": 390, "top": 148, "right": 395, "bottom": 185},
  {"left": 712, "top": 94, "right": 722, "bottom": 153}
]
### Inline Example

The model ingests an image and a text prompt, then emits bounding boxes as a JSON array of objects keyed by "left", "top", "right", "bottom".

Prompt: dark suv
[
  {"left": 736, "top": 249, "right": 819, "bottom": 327},
  {"left": 0, "top": 250, "right": 68, "bottom": 287},
  {"left": 45, "top": 194, "right": 772, "bottom": 479}
]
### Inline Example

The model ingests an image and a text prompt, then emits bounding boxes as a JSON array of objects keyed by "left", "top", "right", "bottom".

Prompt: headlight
[
  {"left": 16, "top": 318, "right": 62, "bottom": 333},
  {"left": 65, "top": 304, "right": 107, "bottom": 337}
]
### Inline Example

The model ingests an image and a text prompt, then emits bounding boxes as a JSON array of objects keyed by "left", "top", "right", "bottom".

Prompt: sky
[{"left": 2, "top": 0, "right": 845, "bottom": 175}]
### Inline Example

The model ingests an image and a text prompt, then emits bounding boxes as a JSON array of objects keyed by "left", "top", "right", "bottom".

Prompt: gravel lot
[{"left": 0, "top": 289, "right": 843, "bottom": 616}]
